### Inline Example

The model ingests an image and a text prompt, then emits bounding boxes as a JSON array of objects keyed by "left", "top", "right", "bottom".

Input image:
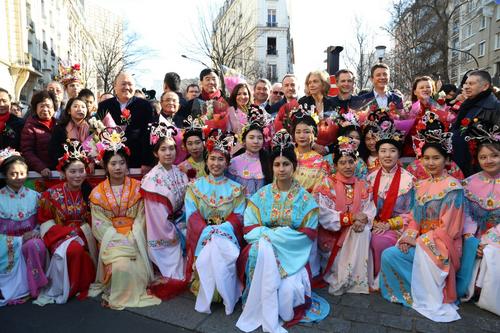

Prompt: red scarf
[
  {"left": 334, "top": 173, "right": 363, "bottom": 213},
  {"left": 39, "top": 117, "right": 55, "bottom": 130},
  {"left": 201, "top": 89, "right": 222, "bottom": 101},
  {"left": 372, "top": 166, "right": 401, "bottom": 221},
  {"left": 0, "top": 112, "right": 10, "bottom": 132}
]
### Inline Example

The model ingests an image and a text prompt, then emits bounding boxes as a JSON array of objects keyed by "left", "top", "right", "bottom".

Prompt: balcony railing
[
  {"left": 267, "top": 49, "right": 278, "bottom": 55},
  {"left": 267, "top": 22, "right": 278, "bottom": 27}
]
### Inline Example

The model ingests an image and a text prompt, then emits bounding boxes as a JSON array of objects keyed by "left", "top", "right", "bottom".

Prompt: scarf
[
  {"left": 372, "top": 166, "right": 402, "bottom": 221},
  {"left": 334, "top": 173, "right": 363, "bottom": 214},
  {"left": 39, "top": 117, "right": 55, "bottom": 130},
  {"left": 0, "top": 112, "right": 10, "bottom": 132},
  {"left": 201, "top": 89, "right": 222, "bottom": 101},
  {"left": 66, "top": 120, "right": 90, "bottom": 143}
]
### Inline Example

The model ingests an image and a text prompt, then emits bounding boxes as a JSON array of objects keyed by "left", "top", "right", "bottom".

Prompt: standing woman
[
  {"left": 141, "top": 121, "right": 190, "bottom": 299},
  {"left": 228, "top": 107, "right": 273, "bottom": 197},
  {"left": 36, "top": 140, "right": 96, "bottom": 305},
  {"left": 0, "top": 149, "right": 48, "bottom": 305},
  {"left": 178, "top": 116, "right": 207, "bottom": 180},
  {"left": 367, "top": 119, "right": 414, "bottom": 282},
  {"left": 89, "top": 127, "right": 160, "bottom": 309},
  {"left": 49, "top": 97, "right": 90, "bottom": 166},
  {"left": 362, "top": 113, "right": 382, "bottom": 174},
  {"left": 236, "top": 130, "right": 329, "bottom": 333},
  {"left": 312, "top": 137, "right": 376, "bottom": 295},
  {"left": 292, "top": 107, "right": 329, "bottom": 193},
  {"left": 226, "top": 83, "right": 252, "bottom": 138},
  {"left": 21, "top": 90, "right": 57, "bottom": 177},
  {"left": 380, "top": 113, "right": 465, "bottom": 322},
  {"left": 184, "top": 129, "right": 246, "bottom": 315},
  {"left": 457, "top": 120, "right": 499, "bottom": 315}
]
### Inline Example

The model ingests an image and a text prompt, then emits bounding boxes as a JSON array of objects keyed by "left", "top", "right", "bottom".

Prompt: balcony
[
  {"left": 267, "top": 48, "right": 278, "bottom": 56},
  {"left": 32, "top": 58, "right": 41, "bottom": 71},
  {"left": 266, "top": 22, "right": 278, "bottom": 27},
  {"left": 42, "top": 41, "right": 48, "bottom": 50}
]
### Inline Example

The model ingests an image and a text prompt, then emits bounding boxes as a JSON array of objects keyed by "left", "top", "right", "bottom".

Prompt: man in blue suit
[{"left": 358, "top": 63, "right": 404, "bottom": 110}]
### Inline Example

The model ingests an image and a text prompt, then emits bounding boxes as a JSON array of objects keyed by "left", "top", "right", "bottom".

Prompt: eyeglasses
[{"left": 272, "top": 91, "right": 284, "bottom": 96}]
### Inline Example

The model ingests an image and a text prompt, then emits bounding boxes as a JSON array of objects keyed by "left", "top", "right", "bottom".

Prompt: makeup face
[
  {"left": 5, "top": 162, "right": 27, "bottom": 192},
  {"left": 64, "top": 160, "right": 87, "bottom": 189},
  {"left": 478, "top": 145, "right": 500, "bottom": 176},
  {"left": 185, "top": 135, "right": 204, "bottom": 159},
  {"left": 273, "top": 156, "right": 294, "bottom": 182},
  {"left": 155, "top": 139, "right": 176, "bottom": 168},
  {"left": 244, "top": 129, "right": 264, "bottom": 154},
  {"left": 294, "top": 123, "right": 314, "bottom": 149},
  {"left": 206, "top": 151, "right": 227, "bottom": 177},
  {"left": 421, "top": 146, "right": 446, "bottom": 176},
  {"left": 347, "top": 130, "right": 361, "bottom": 151},
  {"left": 69, "top": 99, "right": 88, "bottom": 123},
  {"left": 365, "top": 132, "right": 377, "bottom": 153},
  {"left": 106, "top": 154, "right": 127, "bottom": 181},
  {"left": 378, "top": 143, "right": 399, "bottom": 170},
  {"left": 336, "top": 155, "right": 356, "bottom": 178}
]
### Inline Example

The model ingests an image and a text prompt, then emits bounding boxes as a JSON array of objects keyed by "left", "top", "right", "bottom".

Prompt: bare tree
[
  {"left": 183, "top": 4, "right": 264, "bottom": 94},
  {"left": 344, "top": 16, "right": 375, "bottom": 91},
  {"left": 93, "top": 24, "right": 152, "bottom": 93},
  {"left": 386, "top": 0, "right": 473, "bottom": 92}
]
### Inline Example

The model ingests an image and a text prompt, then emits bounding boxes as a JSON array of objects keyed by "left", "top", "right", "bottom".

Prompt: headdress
[
  {"left": 241, "top": 105, "right": 272, "bottom": 143},
  {"left": 57, "top": 63, "right": 83, "bottom": 86},
  {"left": 334, "top": 110, "right": 360, "bottom": 128},
  {"left": 463, "top": 119, "right": 500, "bottom": 144},
  {"left": 412, "top": 111, "right": 453, "bottom": 157},
  {"left": 376, "top": 117, "right": 405, "bottom": 143},
  {"left": 56, "top": 139, "right": 90, "bottom": 171},
  {"left": 96, "top": 127, "right": 130, "bottom": 162},
  {"left": 271, "top": 129, "right": 294, "bottom": 155},
  {"left": 337, "top": 136, "right": 359, "bottom": 157},
  {"left": 0, "top": 147, "right": 22, "bottom": 168},
  {"left": 290, "top": 104, "right": 320, "bottom": 125},
  {"left": 205, "top": 129, "right": 235, "bottom": 155},
  {"left": 149, "top": 118, "right": 178, "bottom": 145}
]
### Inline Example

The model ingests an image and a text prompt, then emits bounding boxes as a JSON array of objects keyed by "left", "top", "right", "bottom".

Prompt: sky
[{"left": 95, "top": 0, "right": 394, "bottom": 93}]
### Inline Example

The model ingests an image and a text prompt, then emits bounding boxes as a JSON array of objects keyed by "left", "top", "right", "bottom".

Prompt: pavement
[{"left": 2, "top": 288, "right": 499, "bottom": 333}]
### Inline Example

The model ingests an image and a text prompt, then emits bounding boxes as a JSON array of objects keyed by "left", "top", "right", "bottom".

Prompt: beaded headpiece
[
  {"left": 96, "top": 127, "right": 130, "bottom": 162},
  {"left": 56, "top": 139, "right": 90, "bottom": 171},
  {"left": 334, "top": 110, "right": 360, "bottom": 128},
  {"left": 337, "top": 136, "right": 359, "bottom": 157},
  {"left": 206, "top": 129, "right": 235, "bottom": 155},
  {"left": 464, "top": 119, "right": 500, "bottom": 144},
  {"left": 412, "top": 111, "right": 453, "bottom": 157},
  {"left": 290, "top": 104, "right": 320, "bottom": 124},
  {"left": 149, "top": 118, "right": 178, "bottom": 145},
  {"left": 57, "top": 63, "right": 83, "bottom": 86},
  {"left": 0, "top": 147, "right": 22, "bottom": 168},
  {"left": 376, "top": 117, "right": 405, "bottom": 143},
  {"left": 271, "top": 129, "right": 294, "bottom": 155}
]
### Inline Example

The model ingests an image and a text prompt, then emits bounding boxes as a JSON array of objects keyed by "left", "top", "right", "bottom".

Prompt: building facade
[
  {"left": 213, "top": 0, "right": 294, "bottom": 84},
  {"left": 449, "top": 0, "right": 499, "bottom": 86},
  {"left": 0, "top": 0, "right": 123, "bottom": 104}
]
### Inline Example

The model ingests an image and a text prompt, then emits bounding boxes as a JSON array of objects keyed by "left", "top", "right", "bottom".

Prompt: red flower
[
  {"left": 416, "top": 122, "right": 426, "bottom": 131},
  {"left": 121, "top": 108, "right": 131, "bottom": 125},
  {"left": 436, "top": 98, "right": 445, "bottom": 105},
  {"left": 206, "top": 139, "right": 215, "bottom": 152},
  {"left": 370, "top": 104, "right": 377, "bottom": 111},
  {"left": 389, "top": 102, "right": 396, "bottom": 111},
  {"left": 123, "top": 146, "right": 131, "bottom": 156},
  {"left": 73, "top": 64, "right": 81, "bottom": 71},
  {"left": 461, "top": 118, "right": 470, "bottom": 127},
  {"left": 186, "top": 169, "right": 197, "bottom": 180}
]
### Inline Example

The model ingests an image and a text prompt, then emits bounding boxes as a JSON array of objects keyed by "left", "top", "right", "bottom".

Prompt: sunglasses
[{"left": 272, "top": 91, "right": 284, "bottom": 96}]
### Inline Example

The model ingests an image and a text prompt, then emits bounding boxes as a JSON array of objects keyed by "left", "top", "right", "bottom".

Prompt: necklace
[{"left": 63, "top": 183, "right": 82, "bottom": 220}]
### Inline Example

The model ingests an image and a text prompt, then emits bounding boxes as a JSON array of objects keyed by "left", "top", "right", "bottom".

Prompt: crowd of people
[{"left": 0, "top": 61, "right": 499, "bottom": 333}]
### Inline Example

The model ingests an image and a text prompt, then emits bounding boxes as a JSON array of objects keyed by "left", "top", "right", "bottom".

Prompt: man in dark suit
[
  {"left": 451, "top": 70, "right": 500, "bottom": 177},
  {"left": 270, "top": 74, "right": 298, "bottom": 116},
  {"left": 96, "top": 72, "right": 154, "bottom": 173},
  {"left": 253, "top": 78, "right": 272, "bottom": 112},
  {"left": 330, "top": 69, "right": 363, "bottom": 111},
  {"left": 358, "top": 63, "right": 404, "bottom": 110}
]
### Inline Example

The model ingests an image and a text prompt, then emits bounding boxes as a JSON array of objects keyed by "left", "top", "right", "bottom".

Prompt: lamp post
[
  {"left": 181, "top": 54, "right": 210, "bottom": 68},
  {"left": 375, "top": 45, "right": 387, "bottom": 63}
]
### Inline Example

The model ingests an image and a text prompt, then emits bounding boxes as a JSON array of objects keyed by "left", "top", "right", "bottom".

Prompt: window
[
  {"left": 267, "top": 37, "right": 277, "bottom": 55},
  {"left": 462, "top": 48, "right": 473, "bottom": 62},
  {"left": 478, "top": 40, "right": 486, "bottom": 57},
  {"left": 497, "top": 5, "right": 500, "bottom": 20},
  {"left": 452, "top": 19, "right": 459, "bottom": 35},
  {"left": 267, "top": 64, "right": 277, "bottom": 82},
  {"left": 267, "top": 9, "right": 277, "bottom": 27},
  {"left": 463, "top": 23, "right": 472, "bottom": 39},
  {"left": 479, "top": 16, "right": 486, "bottom": 30}
]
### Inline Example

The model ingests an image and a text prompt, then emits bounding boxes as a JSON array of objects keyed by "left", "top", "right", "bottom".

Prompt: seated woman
[
  {"left": 49, "top": 97, "right": 90, "bottom": 167},
  {"left": 367, "top": 119, "right": 414, "bottom": 283},
  {"left": 326, "top": 113, "right": 368, "bottom": 179},
  {"left": 0, "top": 148, "right": 47, "bottom": 305},
  {"left": 35, "top": 140, "right": 96, "bottom": 305},
  {"left": 140, "top": 121, "right": 189, "bottom": 299},
  {"left": 380, "top": 112, "right": 465, "bottom": 322},
  {"left": 312, "top": 136, "right": 376, "bottom": 295},
  {"left": 237, "top": 130, "right": 328, "bottom": 333},
  {"left": 20, "top": 90, "right": 57, "bottom": 178},
  {"left": 89, "top": 127, "right": 160, "bottom": 309},
  {"left": 457, "top": 121, "right": 499, "bottom": 316},
  {"left": 291, "top": 107, "right": 329, "bottom": 193},
  {"left": 228, "top": 107, "right": 272, "bottom": 197},
  {"left": 178, "top": 117, "right": 206, "bottom": 180},
  {"left": 184, "top": 129, "right": 245, "bottom": 315}
]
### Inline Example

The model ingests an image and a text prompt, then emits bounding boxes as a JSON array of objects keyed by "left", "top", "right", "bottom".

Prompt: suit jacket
[
  {"left": 330, "top": 95, "right": 364, "bottom": 111},
  {"left": 358, "top": 90, "right": 404, "bottom": 110},
  {"left": 96, "top": 96, "right": 154, "bottom": 168}
]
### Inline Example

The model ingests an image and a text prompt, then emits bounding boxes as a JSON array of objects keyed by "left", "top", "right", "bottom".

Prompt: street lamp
[
  {"left": 181, "top": 54, "right": 210, "bottom": 68},
  {"left": 375, "top": 45, "right": 387, "bottom": 63}
]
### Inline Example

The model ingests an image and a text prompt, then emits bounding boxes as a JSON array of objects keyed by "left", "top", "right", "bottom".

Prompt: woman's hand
[
  {"left": 476, "top": 243, "right": 485, "bottom": 258},
  {"left": 40, "top": 168, "right": 51, "bottom": 178},
  {"left": 372, "top": 221, "right": 390, "bottom": 235},
  {"left": 352, "top": 220, "right": 365, "bottom": 233},
  {"left": 397, "top": 236, "right": 416, "bottom": 253}
]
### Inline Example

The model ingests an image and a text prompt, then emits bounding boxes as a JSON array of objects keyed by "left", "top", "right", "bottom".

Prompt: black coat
[
  {"left": 0, "top": 114, "right": 24, "bottom": 150},
  {"left": 358, "top": 90, "right": 404, "bottom": 110},
  {"left": 96, "top": 96, "right": 154, "bottom": 168},
  {"left": 451, "top": 92, "right": 500, "bottom": 177},
  {"left": 48, "top": 124, "right": 68, "bottom": 169},
  {"left": 330, "top": 95, "right": 364, "bottom": 111}
]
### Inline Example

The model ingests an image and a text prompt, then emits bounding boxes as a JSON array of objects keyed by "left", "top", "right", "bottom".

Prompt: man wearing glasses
[{"left": 269, "top": 82, "right": 283, "bottom": 106}]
